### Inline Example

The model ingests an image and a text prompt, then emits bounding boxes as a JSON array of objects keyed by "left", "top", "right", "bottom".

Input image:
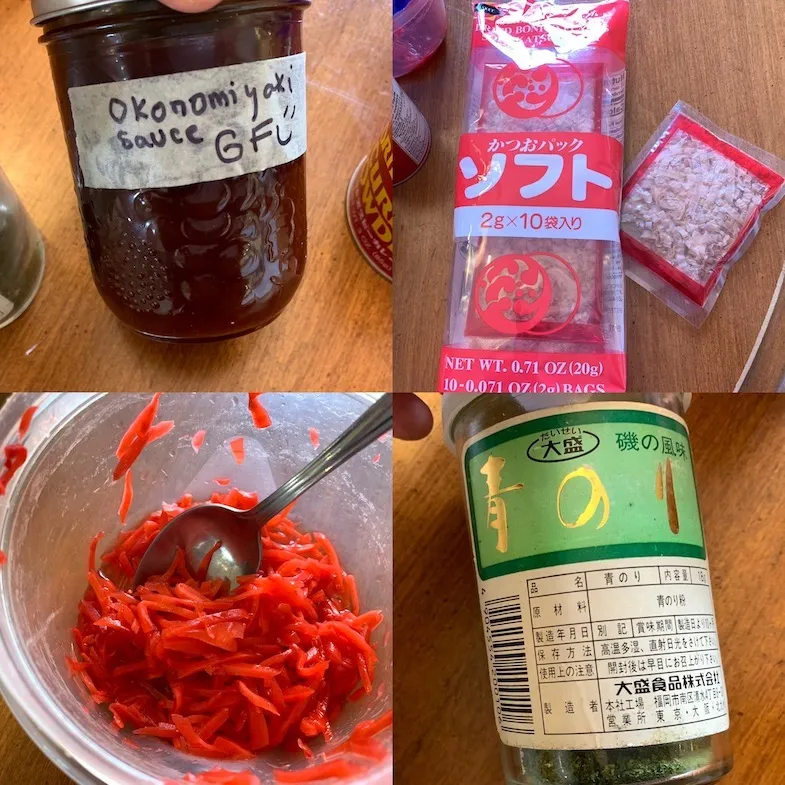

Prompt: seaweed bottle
[{"left": 445, "top": 394, "right": 733, "bottom": 785}]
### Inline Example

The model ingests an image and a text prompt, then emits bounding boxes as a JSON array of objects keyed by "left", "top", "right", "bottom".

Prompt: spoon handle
[{"left": 247, "top": 394, "right": 393, "bottom": 523}]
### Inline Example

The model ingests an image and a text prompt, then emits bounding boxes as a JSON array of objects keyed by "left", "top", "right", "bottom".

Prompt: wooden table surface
[
  {"left": 0, "top": 0, "right": 391, "bottom": 393},
  {"left": 0, "top": 707, "right": 71, "bottom": 785},
  {"left": 394, "top": 0, "right": 785, "bottom": 392},
  {"left": 395, "top": 393, "right": 785, "bottom": 785}
]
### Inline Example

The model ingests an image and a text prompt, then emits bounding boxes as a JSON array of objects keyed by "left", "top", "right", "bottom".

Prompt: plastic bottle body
[{"left": 393, "top": 0, "right": 447, "bottom": 78}]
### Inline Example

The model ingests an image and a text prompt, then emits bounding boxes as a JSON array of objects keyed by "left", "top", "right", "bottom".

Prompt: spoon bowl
[
  {"left": 131, "top": 504, "right": 260, "bottom": 587},
  {"left": 133, "top": 393, "right": 392, "bottom": 587}
]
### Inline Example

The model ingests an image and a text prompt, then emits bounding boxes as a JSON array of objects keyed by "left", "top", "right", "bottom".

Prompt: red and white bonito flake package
[
  {"left": 621, "top": 101, "right": 785, "bottom": 326},
  {"left": 439, "top": 0, "right": 630, "bottom": 394}
]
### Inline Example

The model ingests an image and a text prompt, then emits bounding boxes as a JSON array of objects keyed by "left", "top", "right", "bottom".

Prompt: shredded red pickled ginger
[
  {"left": 269, "top": 712, "right": 393, "bottom": 782},
  {"left": 114, "top": 393, "right": 163, "bottom": 480},
  {"left": 168, "top": 770, "right": 261, "bottom": 785},
  {"left": 178, "top": 710, "right": 393, "bottom": 785},
  {"left": 0, "top": 443, "right": 27, "bottom": 497},
  {"left": 149, "top": 421, "right": 175, "bottom": 443},
  {"left": 230, "top": 438, "right": 245, "bottom": 465},
  {"left": 272, "top": 759, "right": 366, "bottom": 782},
  {"left": 118, "top": 470, "right": 134, "bottom": 524},
  {"left": 0, "top": 405, "right": 42, "bottom": 496},
  {"left": 192, "top": 431, "right": 207, "bottom": 454},
  {"left": 248, "top": 394, "right": 272, "bottom": 430},
  {"left": 18, "top": 406, "right": 37, "bottom": 440},
  {"left": 69, "top": 489, "right": 383, "bottom": 763}
]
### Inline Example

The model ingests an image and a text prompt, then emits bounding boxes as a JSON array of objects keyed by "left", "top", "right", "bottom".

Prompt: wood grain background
[
  {"left": 395, "top": 393, "right": 785, "bottom": 785},
  {"left": 394, "top": 0, "right": 785, "bottom": 392},
  {"left": 0, "top": 0, "right": 391, "bottom": 392}
]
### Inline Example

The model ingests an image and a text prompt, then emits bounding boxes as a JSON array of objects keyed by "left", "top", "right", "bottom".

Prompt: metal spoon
[{"left": 132, "top": 394, "right": 392, "bottom": 587}]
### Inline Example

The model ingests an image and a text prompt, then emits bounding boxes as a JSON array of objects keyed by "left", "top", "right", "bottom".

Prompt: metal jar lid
[
  {"left": 442, "top": 393, "right": 588, "bottom": 451},
  {"left": 442, "top": 393, "right": 694, "bottom": 451},
  {"left": 31, "top": 0, "right": 134, "bottom": 25}
]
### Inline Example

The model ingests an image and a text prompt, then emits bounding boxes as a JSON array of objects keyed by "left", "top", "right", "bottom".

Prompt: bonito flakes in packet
[
  {"left": 621, "top": 101, "right": 785, "bottom": 327},
  {"left": 438, "top": 0, "right": 630, "bottom": 394}
]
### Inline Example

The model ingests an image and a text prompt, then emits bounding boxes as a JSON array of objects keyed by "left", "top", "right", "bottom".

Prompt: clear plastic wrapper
[
  {"left": 621, "top": 101, "right": 785, "bottom": 327},
  {"left": 439, "top": 0, "right": 630, "bottom": 394}
]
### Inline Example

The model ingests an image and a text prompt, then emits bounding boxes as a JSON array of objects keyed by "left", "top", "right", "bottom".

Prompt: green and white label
[{"left": 461, "top": 403, "right": 729, "bottom": 750}]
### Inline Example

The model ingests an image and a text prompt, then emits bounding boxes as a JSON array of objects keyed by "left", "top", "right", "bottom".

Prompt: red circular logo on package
[
  {"left": 493, "top": 61, "right": 584, "bottom": 120},
  {"left": 473, "top": 253, "right": 581, "bottom": 336}
]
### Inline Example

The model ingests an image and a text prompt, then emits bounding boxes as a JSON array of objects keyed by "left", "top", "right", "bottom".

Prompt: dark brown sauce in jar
[{"left": 36, "top": 0, "right": 309, "bottom": 342}]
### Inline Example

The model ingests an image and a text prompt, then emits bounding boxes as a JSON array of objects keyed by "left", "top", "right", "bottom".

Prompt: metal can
[
  {"left": 391, "top": 79, "right": 431, "bottom": 185},
  {"left": 346, "top": 80, "right": 431, "bottom": 280},
  {"left": 443, "top": 393, "right": 733, "bottom": 785},
  {"left": 346, "top": 128, "right": 393, "bottom": 281}
]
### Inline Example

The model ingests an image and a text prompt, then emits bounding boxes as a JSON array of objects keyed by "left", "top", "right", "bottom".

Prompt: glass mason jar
[
  {"left": 444, "top": 394, "right": 733, "bottom": 785},
  {"left": 33, "top": 0, "right": 309, "bottom": 342},
  {"left": 0, "top": 167, "right": 45, "bottom": 329}
]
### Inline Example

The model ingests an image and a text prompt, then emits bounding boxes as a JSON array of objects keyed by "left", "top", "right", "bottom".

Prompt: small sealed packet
[
  {"left": 621, "top": 101, "right": 785, "bottom": 326},
  {"left": 439, "top": 0, "right": 631, "bottom": 394}
]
